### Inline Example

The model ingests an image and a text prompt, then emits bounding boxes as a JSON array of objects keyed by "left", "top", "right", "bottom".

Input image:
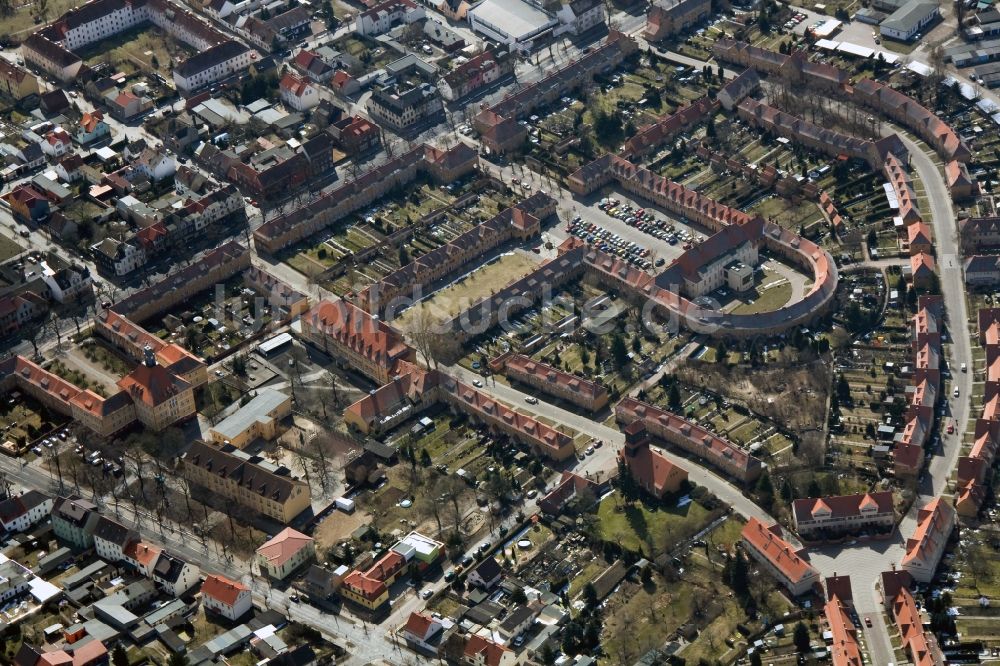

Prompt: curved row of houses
[
  {"left": 956, "top": 309, "right": 1000, "bottom": 516},
  {"left": 563, "top": 153, "right": 839, "bottom": 338},
  {"left": 711, "top": 39, "right": 971, "bottom": 165}
]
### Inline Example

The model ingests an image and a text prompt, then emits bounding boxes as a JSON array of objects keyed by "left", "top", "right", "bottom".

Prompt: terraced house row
[
  {"left": 893, "top": 296, "right": 943, "bottom": 477},
  {"left": 614, "top": 396, "right": 763, "bottom": 483},
  {"left": 955, "top": 308, "right": 1000, "bottom": 516},
  {"left": 357, "top": 193, "right": 554, "bottom": 316},
  {"left": 253, "top": 143, "right": 478, "bottom": 253},
  {"left": 711, "top": 39, "right": 971, "bottom": 165}
]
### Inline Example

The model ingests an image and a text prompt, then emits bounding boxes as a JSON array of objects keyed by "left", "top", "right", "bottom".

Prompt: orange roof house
[
  {"left": 892, "top": 587, "right": 946, "bottom": 666},
  {"left": 201, "top": 573, "right": 252, "bottom": 619},
  {"left": 901, "top": 497, "right": 955, "bottom": 583},
  {"left": 256, "top": 527, "right": 315, "bottom": 579},
  {"left": 909, "top": 253, "right": 936, "bottom": 289},
  {"left": 740, "top": 517, "right": 820, "bottom": 596},
  {"left": 907, "top": 222, "right": 933, "bottom": 255},
  {"left": 825, "top": 593, "right": 863, "bottom": 666},
  {"left": 791, "top": 492, "right": 894, "bottom": 538},
  {"left": 300, "top": 299, "right": 415, "bottom": 384}
]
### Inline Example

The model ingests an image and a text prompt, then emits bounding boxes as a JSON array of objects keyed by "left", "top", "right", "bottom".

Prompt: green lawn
[{"left": 597, "top": 492, "right": 712, "bottom": 556}]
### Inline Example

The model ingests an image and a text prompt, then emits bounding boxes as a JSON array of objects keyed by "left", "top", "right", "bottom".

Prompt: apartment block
[
  {"left": 299, "top": 299, "right": 416, "bottom": 385},
  {"left": 900, "top": 497, "right": 955, "bottom": 583},
  {"left": 741, "top": 517, "right": 821, "bottom": 596},
  {"left": 500, "top": 353, "right": 609, "bottom": 412},
  {"left": 182, "top": 440, "right": 312, "bottom": 523},
  {"left": 616, "top": 397, "right": 762, "bottom": 484},
  {"left": 791, "top": 492, "right": 895, "bottom": 539}
]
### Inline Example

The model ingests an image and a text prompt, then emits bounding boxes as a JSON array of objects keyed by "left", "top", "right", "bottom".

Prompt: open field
[
  {"left": 596, "top": 492, "right": 713, "bottom": 556},
  {"left": 0, "top": 234, "right": 23, "bottom": 262}
]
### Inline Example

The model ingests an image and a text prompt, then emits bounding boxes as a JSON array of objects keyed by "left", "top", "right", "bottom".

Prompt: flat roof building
[
  {"left": 208, "top": 389, "right": 292, "bottom": 448},
  {"left": 467, "top": 0, "right": 557, "bottom": 52}
]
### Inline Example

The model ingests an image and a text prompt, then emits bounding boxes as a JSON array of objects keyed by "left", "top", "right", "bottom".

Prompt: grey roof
[
  {"left": 92, "top": 516, "right": 135, "bottom": 548},
  {"left": 881, "top": 0, "right": 937, "bottom": 32},
  {"left": 499, "top": 605, "right": 535, "bottom": 632},
  {"left": 211, "top": 388, "right": 289, "bottom": 440},
  {"left": 468, "top": 0, "right": 556, "bottom": 41}
]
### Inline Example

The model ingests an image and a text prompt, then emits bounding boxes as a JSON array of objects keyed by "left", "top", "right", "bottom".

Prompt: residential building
[
  {"left": 467, "top": 557, "right": 503, "bottom": 589},
  {"left": 182, "top": 440, "right": 312, "bottom": 523},
  {"left": 75, "top": 112, "right": 110, "bottom": 145},
  {"left": 116, "top": 346, "right": 196, "bottom": 431},
  {"left": 717, "top": 68, "right": 761, "bottom": 111},
  {"left": 329, "top": 114, "right": 381, "bottom": 155},
  {"left": 910, "top": 252, "right": 936, "bottom": 290},
  {"left": 355, "top": 0, "right": 424, "bottom": 36},
  {"left": 0, "top": 491, "right": 53, "bottom": 533},
  {"left": 0, "top": 60, "right": 40, "bottom": 102},
  {"left": 439, "top": 375, "right": 576, "bottom": 461},
  {"left": 201, "top": 574, "right": 252, "bottom": 620},
  {"left": 41, "top": 129, "right": 73, "bottom": 157},
  {"left": 402, "top": 612, "right": 445, "bottom": 653},
  {"left": 358, "top": 194, "right": 549, "bottom": 315},
  {"left": 50, "top": 497, "right": 100, "bottom": 549},
  {"left": 299, "top": 299, "right": 416, "bottom": 384},
  {"left": 279, "top": 73, "right": 320, "bottom": 112},
  {"left": 39, "top": 259, "right": 92, "bottom": 304},
  {"left": 960, "top": 215, "right": 1000, "bottom": 251},
  {"left": 740, "top": 517, "right": 821, "bottom": 596},
  {"left": 253, "top": 143, "right": 477, "bottom": 253},
  {"left": 791, "top": 492, "right": 895, "bottom": 539},
  {"left": 824, "top": 585, "right": 863, "bottom": 666},
  {"left": 964, "top": 255, "right": 1000, "bottom": 287},
  {"left": 945, "top": 160, "right": 976, "bottom": 200},
  {"left": 537, "top": 471, "right": 608, "bottom": 515},
  {"left": 173, "top": 41, "right": 253, "bottom": 94},
  {"left": 21, "top": 33, "right": 83, "bottom": 83},
  {"left": 151, "top": 550, "right": 200, "bottom": 596},
  {"left": 207, "top": 389, "right": 292, "bottom": 448},
  {"left": 645, "top": 0, "right": 711, "bottom": 41},
  {"left": 439, "top": 48, "right": 513, "bottom": 101},
  {"left": 499, "top": 353, "right": 608, "bottom": 411},
  {"left": 341, "top": 569, "right": 390, "bottom": 610},
  {"left": 256, "top": 528, "right": 315, "bottom": 580},
  {"left": 2, "top": 185, "right": 50, "bottom": 223},
  {"left": 90, "top": 238, "right": 146, "bottom": 277},
  {"left": 891, "top": 587, "right": 946, "bottom": 665},
  {"left": 293, "top": 49, "right": 335, "bottom": 82},
  {"left": 462, "top": 634, "right": 518, "bottom": 666},
  {"left": 92, "top": 516, "right": 138, "bottom": 562},
  {"left": 343, "top": 364, "right": 439, "bottom": 434},
  {"left": 900, "top": 497, "right": 955, "bottom": 583},
  {"left": 366, "top": 83, "right": 444, "bottom": 133},
  {"left": 616, "top": 397, "right": 763, "bottom": 483},
  {"left": 553, "top": 0, "right": 605, "bottom": 35}
]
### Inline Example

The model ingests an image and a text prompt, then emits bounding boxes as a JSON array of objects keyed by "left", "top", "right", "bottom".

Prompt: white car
[
  {"left": 472, "top": 379, "right": 483, "bottom": 387},
  {"left": 953, "top": 386, "right": 960, "bottom": 398},
  {"left": 525, "top": 396, "right": 538, "bottom": 404}
]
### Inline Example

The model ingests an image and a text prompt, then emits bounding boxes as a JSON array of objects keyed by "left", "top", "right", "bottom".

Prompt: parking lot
[{"left": 546, "top": 190, "right": 717, "bottom": 271}]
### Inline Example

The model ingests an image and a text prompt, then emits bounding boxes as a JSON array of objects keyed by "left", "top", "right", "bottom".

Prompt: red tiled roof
[
  {"left": 256, "top": 527, "right": 313, "bottom": 568},
  {"left": 791, "top": 492, "right": 893, "bottom": 525},
  {"left": 825, "top": 596, "right": 863, "bottom": 666},
  {"left": 741, "top": 517, "right": 818, "bottom": 587},
  {"left": 463, "top": 634, "right": 512, "bottom": 666},
  {"left": 201, "top": 573, "right": 249, "bottom": 606}
]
